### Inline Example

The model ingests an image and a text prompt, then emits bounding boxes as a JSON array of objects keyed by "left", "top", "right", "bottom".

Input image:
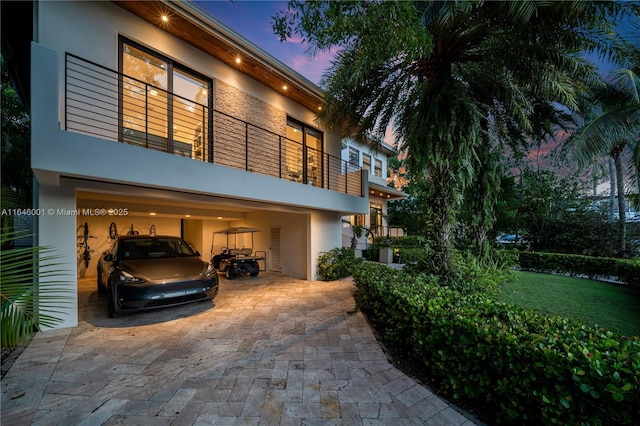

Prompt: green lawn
[{"left": 497, "top": 271, "right": 640, "bottom": 337}]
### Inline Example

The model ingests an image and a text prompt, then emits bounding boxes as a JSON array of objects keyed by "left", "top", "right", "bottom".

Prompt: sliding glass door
[
  {"left": 284, "top": 118, "right": 324, "bottom": 186},
  {"left": 120, "top": 38, "right": 211, "bottom": 160}
]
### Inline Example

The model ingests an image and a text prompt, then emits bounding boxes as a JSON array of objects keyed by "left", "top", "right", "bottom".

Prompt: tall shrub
[{"left": 316, "top": 247, "right": 362, "bottom": 281}]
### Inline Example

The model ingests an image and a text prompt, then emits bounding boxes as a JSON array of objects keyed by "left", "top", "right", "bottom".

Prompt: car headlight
[
  {"left": 203, "top": 263, "right": 216, "bottom": 278},
  {"left": 119, "top": 271, "right": 145, "bottom": 284}
]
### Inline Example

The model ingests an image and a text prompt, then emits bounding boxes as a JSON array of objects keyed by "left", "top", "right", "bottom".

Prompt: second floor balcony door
[
  {"left": 120, "top": 38, "right": 211, "bottom": 161},
  {"left": 285, "top": 118, "right": 323, "bottom": 187}
]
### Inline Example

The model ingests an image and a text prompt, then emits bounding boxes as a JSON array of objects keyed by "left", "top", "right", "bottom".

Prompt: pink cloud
[{"left": 285, "top": 47, "right": 340, "bottom": 85}]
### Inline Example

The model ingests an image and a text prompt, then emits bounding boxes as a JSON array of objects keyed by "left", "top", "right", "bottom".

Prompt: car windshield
[{"left": 120, "top": 238, "right": 196, "bottom": 260}]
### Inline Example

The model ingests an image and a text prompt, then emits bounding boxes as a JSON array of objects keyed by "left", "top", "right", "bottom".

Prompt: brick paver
[{"left": 1, "top": 273, "right": 479, "bottom": 425}]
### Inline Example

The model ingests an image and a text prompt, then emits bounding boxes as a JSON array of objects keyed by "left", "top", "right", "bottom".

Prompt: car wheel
[
  {"left": 224, "top": 267, "right": 234, "bottom": 280},
  {"left": 108, "top": 284, "right": 120, "bottom": 318}
]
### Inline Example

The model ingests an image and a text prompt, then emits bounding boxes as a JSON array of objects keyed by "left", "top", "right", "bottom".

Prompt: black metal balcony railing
[{"left": 65, "top": 53, "right": 363, "bottom": 197}]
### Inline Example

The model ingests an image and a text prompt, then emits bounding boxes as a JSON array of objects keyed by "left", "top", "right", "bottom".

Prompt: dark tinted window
[{"left": 120, "top": 238, "right": 196, "bottom": 259}]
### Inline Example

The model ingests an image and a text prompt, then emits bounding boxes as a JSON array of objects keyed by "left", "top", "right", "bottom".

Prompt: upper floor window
[
  {"left": 349, "top": 148, "right": 359, "bottom": 167},
  {"left": 119, "top": 37, "right": 212, "bottom": 160},
  {"left": 374, "top": 159, "right": 383, "bottom": 177},
  {"left": 363, "top": 154, "right": 371, "bottom": 173}
]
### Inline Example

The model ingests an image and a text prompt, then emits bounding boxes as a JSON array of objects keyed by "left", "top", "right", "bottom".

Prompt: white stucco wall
[
  {"left": 308, "top": 211, "right": 344, "bottom": 280},
  {"left": 35, "top": 185, "right": 78, "bottom": 329}
]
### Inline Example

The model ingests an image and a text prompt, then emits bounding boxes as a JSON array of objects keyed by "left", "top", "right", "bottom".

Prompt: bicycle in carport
[{"left": 77, "top": 221, "right": 97, "bottom": 268}]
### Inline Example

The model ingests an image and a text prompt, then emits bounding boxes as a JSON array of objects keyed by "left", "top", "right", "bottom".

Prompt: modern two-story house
[
  {"left": 341, "top": 136, "right": 407, "bottom": 249},
  {"left": 30, "top": 0, "right": 368, "bottom": 328}
]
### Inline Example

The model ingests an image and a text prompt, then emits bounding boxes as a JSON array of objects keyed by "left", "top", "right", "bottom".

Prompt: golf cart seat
[{"left": 229, "top": 248, "right": 253, "bottom": 256}]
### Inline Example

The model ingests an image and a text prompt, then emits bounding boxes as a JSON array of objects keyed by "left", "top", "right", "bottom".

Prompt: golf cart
[{"left": 211, "top": 227, "right": 265, "bottom": 279}]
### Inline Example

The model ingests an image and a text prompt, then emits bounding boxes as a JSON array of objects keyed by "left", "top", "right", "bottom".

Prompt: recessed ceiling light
[
  {"left": 185, "top": 214, "right": 191, "bottom": 218},
  {"left": 282, "top": 85, "right": 288, "bottom": 90},
  {"left": 150, "top": 212, "right": 156, "bottom": 216},
  {"left": 217, "top": 216, "right": 223, "bottom": 220},
  {"left": 161, "top": 15, "right": 169, "bottom": 22},
  {"left": 235, "top": 57, "right": 241, "bottom": 64}
]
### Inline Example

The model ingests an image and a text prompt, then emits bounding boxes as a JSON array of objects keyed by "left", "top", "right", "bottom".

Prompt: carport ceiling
[{"left": 77, "top": 191, "right": 252, "bottom": 221}]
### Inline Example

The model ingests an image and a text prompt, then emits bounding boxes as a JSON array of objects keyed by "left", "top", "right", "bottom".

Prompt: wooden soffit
[{"left": 112, "top": 1, "right": 324, "bottom": 113}]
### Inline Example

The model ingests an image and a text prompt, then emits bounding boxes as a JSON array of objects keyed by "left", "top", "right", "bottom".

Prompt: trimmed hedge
[
  {"left": 316, "top": 247, "right": 363, "bottom": 281},
  {"left": 353, "top": 262, "right": 640, "bottom": 424},
  {"left": 517, "top": 251, "right": 640, "bottom": 288}
]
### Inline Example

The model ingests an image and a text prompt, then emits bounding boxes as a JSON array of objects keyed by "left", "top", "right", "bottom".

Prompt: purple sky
[
  {"left": 194, "top": 0, "right": 332, "bottom": 86},
  {"left": 195, "top": 1, "right": 636, "bottom": 85}
]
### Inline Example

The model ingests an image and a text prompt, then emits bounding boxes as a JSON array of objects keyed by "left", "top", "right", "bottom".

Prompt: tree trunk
[
  {"left": 614, "top": 150, "right": 626, "bottom": 254},
  {"left": 609, "top": 157, "right": 616, "bottom": 222},
  {"left": 424, "top": 165, "right": 457, "bottom": 274}
]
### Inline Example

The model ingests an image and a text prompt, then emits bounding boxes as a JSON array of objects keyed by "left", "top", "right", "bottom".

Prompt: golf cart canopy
[{"left": 213, "top": 227, "right": 261, "bottom": 235}]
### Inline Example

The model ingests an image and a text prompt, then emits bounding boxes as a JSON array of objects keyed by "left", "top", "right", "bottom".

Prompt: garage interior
[{"left": 74, "top": 182, "right": 313, "bottom": 282}]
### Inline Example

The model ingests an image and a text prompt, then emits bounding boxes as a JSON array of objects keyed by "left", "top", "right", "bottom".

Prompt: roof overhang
[
  {"left": 368, "top": 182, "right": 407, "bottom": 200},
  {"left": 112, "top": 0, "right": 324, "bottom": 113}
]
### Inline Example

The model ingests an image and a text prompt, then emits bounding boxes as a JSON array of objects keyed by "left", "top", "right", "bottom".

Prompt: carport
[
  {"left": 69, "top": 181, "right": 331, "bottom": 328},
  {"left": 36, "top": 173, "right": 349, "bottom": 329},
  {"left": 74, "top": 183, "right": 315, "bottom": 283}
]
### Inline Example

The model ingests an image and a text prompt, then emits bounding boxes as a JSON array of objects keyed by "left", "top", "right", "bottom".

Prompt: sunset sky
[{"left": 194, "top": 0, "right": 331, "bottom": 85}]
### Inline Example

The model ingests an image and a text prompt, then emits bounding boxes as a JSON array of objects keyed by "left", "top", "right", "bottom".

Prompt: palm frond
[
  {"left": 1, "top": 229, "right": 73, "bottom": 349},
  {"left": 574, "top": 106, "right": 640, "bottom": 166}
]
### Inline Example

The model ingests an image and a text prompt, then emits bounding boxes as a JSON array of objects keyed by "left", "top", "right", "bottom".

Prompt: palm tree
[
  {"left": 574, "top": 61, "right": 640, "bottom": 254},
  {"left": 274, "top": 1, "right": 634, "bottom": 274}
]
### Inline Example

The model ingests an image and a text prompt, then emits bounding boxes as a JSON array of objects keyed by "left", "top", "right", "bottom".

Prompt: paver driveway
[{"left": 1, "top": 273, "right": 478, "bottom": 425}]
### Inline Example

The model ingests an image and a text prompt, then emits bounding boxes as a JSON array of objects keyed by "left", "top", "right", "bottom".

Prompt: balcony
[{"left": 64, "top": 53, "right": 363, "bottom": 197}]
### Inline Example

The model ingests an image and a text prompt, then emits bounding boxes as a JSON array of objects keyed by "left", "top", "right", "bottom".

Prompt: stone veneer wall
[{"left": 213, "top": 80, "right": 287, "bottom": 177}]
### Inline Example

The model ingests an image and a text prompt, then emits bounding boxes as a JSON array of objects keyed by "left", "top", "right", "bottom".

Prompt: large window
[
  {"left": 363, "top": 154, "right": 371, "bottom": 173},
  {"left": 285, "top": 118, "right": 323, "bottom": 187},
  {"left": 119, "top": 38, "right": 212, "bottom": 160}
]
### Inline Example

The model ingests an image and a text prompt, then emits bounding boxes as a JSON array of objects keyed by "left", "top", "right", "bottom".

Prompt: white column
[
  {"left": 308, "top": 211, "right": 342, "bottom": 280},
  {"left": 37, "top": 184, "right": 78, "bottom": 329}
]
